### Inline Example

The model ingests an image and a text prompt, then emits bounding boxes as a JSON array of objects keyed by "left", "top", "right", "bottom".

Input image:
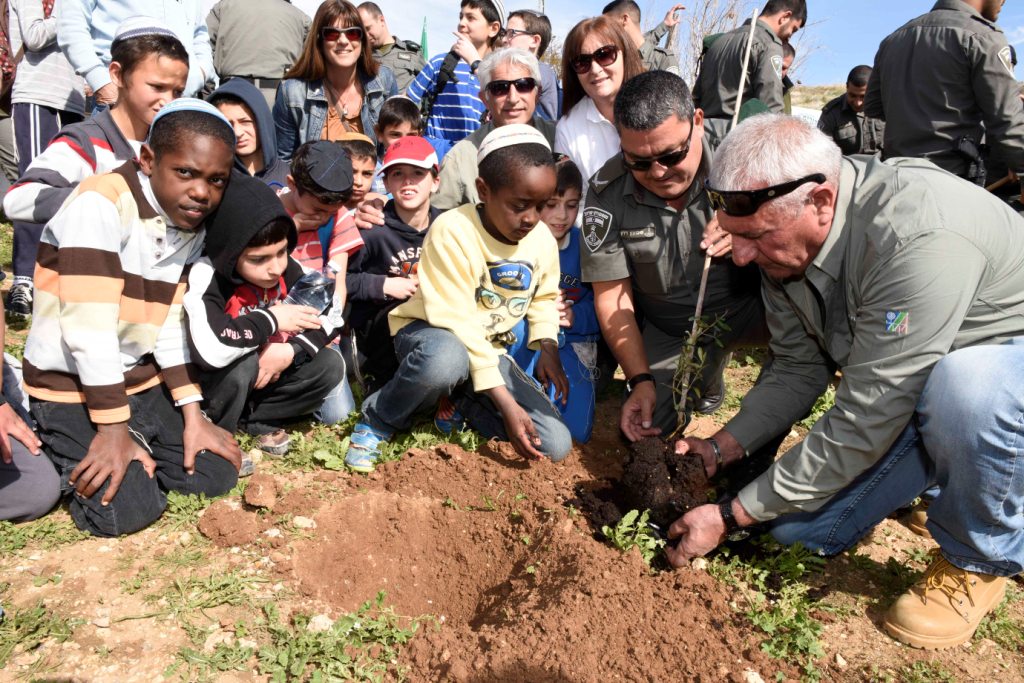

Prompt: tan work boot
[
  {"left": 883, "top": 550, "right": 1007, "bottom": 649},
  {"left": 905, "top": 498, "right": 932, "bottom": 539}
]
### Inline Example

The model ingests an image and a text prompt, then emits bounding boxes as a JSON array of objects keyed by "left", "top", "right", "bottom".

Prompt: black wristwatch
[
  {"left": 626, "top": 372, "right": 655, "bottom": 394},
  {"left": 719, "top": 497, "right": 750, "bottom": 540},
  {"left": 470, "top": 59, "right": 481, "bottom": 74}
]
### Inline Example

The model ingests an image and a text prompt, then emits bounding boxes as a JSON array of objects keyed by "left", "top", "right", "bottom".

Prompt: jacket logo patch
[
  {"left": 621, "top": 227, "right": 655, "bottom": 240},
  {"left": 582, "top": 207, "right": 613, "bottom": 253},
  {"left": 884, "top": 310, "right": 909, "bottom": 335},
  {"left": 999, "top": 46, "right": 1015, "bottom": 77},
  {"left": 770, "top": 54, "right": 783, "bottom": 80}
]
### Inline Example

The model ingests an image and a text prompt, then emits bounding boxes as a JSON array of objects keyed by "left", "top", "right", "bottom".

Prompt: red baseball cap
[{"left": 379, "top": 136, "right": 439, "bottom": 175}]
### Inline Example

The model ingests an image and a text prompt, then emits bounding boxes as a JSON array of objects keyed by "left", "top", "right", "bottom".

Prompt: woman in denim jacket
[{"left": 273, "top": 0, "right": 397, "bottom": 160}]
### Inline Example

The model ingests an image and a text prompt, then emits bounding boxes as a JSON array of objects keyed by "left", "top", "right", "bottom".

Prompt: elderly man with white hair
[{"left": 668, "top": 113, "right": 1024, "bottom": 651}]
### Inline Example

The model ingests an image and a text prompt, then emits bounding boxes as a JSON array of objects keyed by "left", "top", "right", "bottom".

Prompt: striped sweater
[
  {"left": 2, "top": 107, "right": 138, "bottom": 224},
  {"left": 23, "top": 162, "right": 205, "bottom": 424}
]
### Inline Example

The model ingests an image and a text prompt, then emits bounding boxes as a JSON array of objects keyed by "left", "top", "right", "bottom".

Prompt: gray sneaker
[{"left": 6, "top": 283, "right": 32, "bottom": 317}]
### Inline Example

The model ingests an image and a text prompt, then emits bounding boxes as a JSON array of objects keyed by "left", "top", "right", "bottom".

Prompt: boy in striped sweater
[
  {"left": 2, "top": 18, "right": 188, "bottom": 315},
  {"left": 23, "top": 99, "right": 242, "bottom": 537}
]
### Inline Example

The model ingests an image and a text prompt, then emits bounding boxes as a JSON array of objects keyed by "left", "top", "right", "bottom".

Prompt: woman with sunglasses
[
  {"left": 273, "top": 0, "right": 397, "bottom": 161},
  {"left": 554, "top": 16, "right": 645, "bottom": 198}
]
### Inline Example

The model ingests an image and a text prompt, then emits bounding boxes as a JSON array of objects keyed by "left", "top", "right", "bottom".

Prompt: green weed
[
  {"left": 894, "top": 661, "right": 956, "bottom": 683},
  {"left": 120, "top": 570, "right": 265, "bottom": 622},
  {"left": 601, "top": 509, "right": 665, "bottom": 567},
  {"left": 0, "top": 600, "right": 81, "bottom": 669},
  {"left": 976, "top": 584, "right": 1024, "bottom": 653},
  {"left": 0, "top": 515, "right": 89, "bottom": 554},
  {"left": 708, "top": 538, "right": 828, "bottom": 681},
  {"left": 256, "top": 592, "right": 421, "bottom": 682},
  {"left": 797, "top": 383, "right": 837, "bottom": 430},
  {"left": 160, "top": 491, "right": 214, "bottom": 531}
]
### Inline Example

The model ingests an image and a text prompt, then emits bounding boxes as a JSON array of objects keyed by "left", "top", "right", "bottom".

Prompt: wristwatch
[
  {"left": 470, "top": 59, "right": 481, "bottom": 74},
  {"left": 626, "top": 372, "right": 655, "bottom": 394},
  {"left": 718, "top": 497, "right": 750, "bottom": 541}
]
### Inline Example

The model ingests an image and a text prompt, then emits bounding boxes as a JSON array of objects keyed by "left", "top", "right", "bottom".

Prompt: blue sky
[{"left": 286, "top": 1, "right": 1024, "bottom": 86}]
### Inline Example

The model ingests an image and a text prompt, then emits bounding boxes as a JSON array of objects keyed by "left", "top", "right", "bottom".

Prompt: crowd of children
[{"left": 0, "top": 5, "right": 601, "bottom": 535}]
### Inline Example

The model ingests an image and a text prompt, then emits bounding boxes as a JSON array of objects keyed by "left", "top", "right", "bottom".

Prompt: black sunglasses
[
  {"left": 570, "top": 44, "right": 619, "bottom": 74},
  {"left": 503, "top": 27, "right": 538, "bottom": 39},
  {"left": 705, "top": 173, "right": 826, "bottom": 217},
  {"left": 485, "top": 77, "right": 538, "bottom": 97},
  {"left": 320, "top": 26, "right": 364, "bottom": 43},
  {"left": 621, "top": 119, "right": 695, "bottom": 172}
]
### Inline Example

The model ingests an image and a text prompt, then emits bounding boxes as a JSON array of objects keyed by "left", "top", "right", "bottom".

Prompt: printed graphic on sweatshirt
[
  {"left": 476, "top": 260, "right": 537, "bottom": 345},
  {"left": 388, "top": 246, "right": 423, "bottom": 277}
]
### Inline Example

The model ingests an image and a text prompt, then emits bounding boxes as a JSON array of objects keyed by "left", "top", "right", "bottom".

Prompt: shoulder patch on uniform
[
  {"left": 999, "top": 46, "right": 1015, "bottom": 77},
  {"left": 582, "top": 207, "right": 613, "bottom": 253},
  {"left": 884, "top": 310, "right": 909, "bottom": 335},
  {"left": 770, "top": 54, "right": 783, "bottom": 80}
]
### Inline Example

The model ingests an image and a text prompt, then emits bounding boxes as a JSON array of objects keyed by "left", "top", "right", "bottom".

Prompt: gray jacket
[
  {"left": 207, "top": 0, "right": 310, "bottom": 80},
  {"left": 374, "top": 39, "right": 425, "bottom": 93},
  {"left": 729, "top": 156, "right": 1024, "bottom": 521},
  {"left": 864, "top": 0, "right": 1024, "bottom": 175},
  {"left": 693, "top": 19, "right": 784, "bottom": 118}
]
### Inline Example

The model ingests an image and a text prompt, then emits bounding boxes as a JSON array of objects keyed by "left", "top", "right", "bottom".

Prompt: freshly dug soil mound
[
  {"left": 201, "top": 436, "right": 791, "bottom": 681},
  {"left": 619, "top": 437, "right": 713, "bottom": 528}
]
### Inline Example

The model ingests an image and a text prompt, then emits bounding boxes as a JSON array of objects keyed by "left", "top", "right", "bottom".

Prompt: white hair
[
  {"left": 476, "top": 47, "right": 541, "bottom": 89},
  {"left": 710, "top": 114, "right": 842, "bottom": 215}
]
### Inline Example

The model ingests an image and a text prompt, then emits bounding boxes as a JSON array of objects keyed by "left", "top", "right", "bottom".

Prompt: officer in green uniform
[
  {"left": 818, "top": 65, "right": 885, "bottom": 155},
  {"left": 865, "top": 0, "right": 1024, "bottom": 190},
  {"left": 602, "top": 0, "right": 680, "bottom": 74},
  {"left": 581, "top": 71, "right": 765, "bottom": 441},
  {"left": 693, "top": 0, "right": 806, "bottom": 147},
  {"left": 357, "top": 2, "right": 427, "bottom": 93},
  {"left": 668, "top": 112, "right": 1024, "bottom": 653}
]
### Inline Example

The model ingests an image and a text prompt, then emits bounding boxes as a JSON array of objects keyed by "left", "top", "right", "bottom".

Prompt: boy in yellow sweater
[{"left": 345, "top": 125, "right": 571, "bottom": 472}]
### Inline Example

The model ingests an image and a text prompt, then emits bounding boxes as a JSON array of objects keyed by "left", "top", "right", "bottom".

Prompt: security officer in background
[
  {"left": 781, "top": 42, "right": 796, "bottom": 114},
  {"left": 357, "top": 2, "right": 426, "bottom": 93},
  {"left": 693, "top": 0, "right": 807, "bottom": 147},
  {"left": 818, "top": 65, "right": 885, "bottom": 155},
  {"left": 581, "top": 71, "right": 766, "bottom": 443},
  {"left": 865, "top": 0, "right": 1024, "bottom": 193},
  {"left": 602, "top": 0, "right": 680, "bottom": 74}
]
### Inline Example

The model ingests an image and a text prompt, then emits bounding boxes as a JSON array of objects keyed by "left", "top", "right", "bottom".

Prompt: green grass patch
[
  {"left": 601, "top": 509, "right": 665, "bottom": 567},
  {"left": 0, "top": 515, "right": 90, "bottom": 554},
  {"left": 0, "top": 594, "right": 82, "bottom": 670},
  {"left": 977, "top": 584, "right": 1024, "bottom": 653},
  {"left": 708, "top": 537, "right": 828, "bottom": 681}
]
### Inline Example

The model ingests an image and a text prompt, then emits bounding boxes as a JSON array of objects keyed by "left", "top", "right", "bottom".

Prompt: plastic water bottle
[{"left": 283, "top": 270, "right": 334, "bottom": 313}]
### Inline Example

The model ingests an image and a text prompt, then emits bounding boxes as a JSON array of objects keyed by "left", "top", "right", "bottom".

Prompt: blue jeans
[
  {"left": 769, "top": 339, "right": 1024, "bottom": 577},
  {"left": 361, "top": 322, "right": 572, "bottom": 462}
]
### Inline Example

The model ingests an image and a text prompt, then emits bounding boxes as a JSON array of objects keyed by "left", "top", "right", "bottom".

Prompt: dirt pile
[{"left": 198, "top": 429, "right": 790, "bottom": 681}]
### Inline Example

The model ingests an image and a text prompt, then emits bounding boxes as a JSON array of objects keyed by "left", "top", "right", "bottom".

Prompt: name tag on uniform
[
  {"left": 398, "top": 52, "right": 411, "bottom": 61},
  {"left": 621, "top": 227, "right": 655, "bottom": 241}
]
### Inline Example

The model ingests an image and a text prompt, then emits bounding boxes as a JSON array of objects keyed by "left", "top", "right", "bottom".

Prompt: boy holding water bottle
[{"left": 184, "top": 174, "right": 348, "bottom": 457}]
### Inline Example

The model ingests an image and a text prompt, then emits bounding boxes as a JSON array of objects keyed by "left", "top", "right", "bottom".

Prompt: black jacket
[
  {"left": 209, "top": 78, "right": 290, "bottom": 188},
  {"left": 184, "top": 174, "right": 336, "bottom": 371}
]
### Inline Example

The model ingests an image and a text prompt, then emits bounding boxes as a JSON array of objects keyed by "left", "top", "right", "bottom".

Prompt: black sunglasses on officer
[{"left": 620, "top": 117, "right": 695, "bottom": 172}]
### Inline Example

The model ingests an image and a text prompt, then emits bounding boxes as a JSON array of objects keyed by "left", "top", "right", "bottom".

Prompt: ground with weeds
[{"left": 2, "top": 222, "right": 1023, "bottom": 681}]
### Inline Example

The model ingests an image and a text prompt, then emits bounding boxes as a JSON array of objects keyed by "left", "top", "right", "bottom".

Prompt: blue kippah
[{"left": 147, "top": 98, "right": 236, "bottom": 144}]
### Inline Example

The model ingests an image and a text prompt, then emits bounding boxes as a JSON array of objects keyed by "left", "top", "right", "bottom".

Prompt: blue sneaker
[
  {"left": 345, "top": 423, "right": 390, "bottom": 473},
  {"left": 434, "top": 396, "right": 466, "bottom": 435}
]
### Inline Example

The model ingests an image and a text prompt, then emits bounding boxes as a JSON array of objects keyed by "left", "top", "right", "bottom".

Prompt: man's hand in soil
[
  {"left": 675, "top": 431, "right": 744, "bottom": 478},
  {"left": 181, "top": 402, "right": 242, "bottom": 474},
  {"left": 535, "top": 340, "right": 569, "bottom": 406},
  {"left": 0, "top": 402, "right": 41, "bottom": 464},
  {"left": 621, "top": 381, "right": 661, "bottom": 442},
  {"left": 354, "top": 196, "right": 386, "bottom": 230},
  {"left": 70, "top": 422, "right": 155, "bottom": 505},
  {"left": 486, "top": 385, "right": 546, "bottom": 461},
  {"left": 665, "top": 498, "right": 758, "bottom": 567}
]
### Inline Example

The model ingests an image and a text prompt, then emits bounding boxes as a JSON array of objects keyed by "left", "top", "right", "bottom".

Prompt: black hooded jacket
[
  {"left": 184, "top": 174, "right": 336, "bottom": 371},
  {"left": 208, "top": 78, "right": 290, "bottom": 188},
  {"left": 346, "top": 200, "right": 440, "bottom": 329}
]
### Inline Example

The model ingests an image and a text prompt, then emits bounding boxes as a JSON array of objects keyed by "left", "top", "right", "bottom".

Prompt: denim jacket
[{"left": 273, "top": 66, "right": 398, "bottom": 161}]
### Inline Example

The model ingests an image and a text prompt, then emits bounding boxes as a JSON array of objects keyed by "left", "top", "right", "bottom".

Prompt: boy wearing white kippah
[{"left": 345, "top": 124, "right": 571, "bottom": 472}]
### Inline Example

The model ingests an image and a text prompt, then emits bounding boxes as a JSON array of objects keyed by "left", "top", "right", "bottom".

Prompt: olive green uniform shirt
[
  {"left": 375, "top": 39, "right": 426, "bottom": 94},
  {"left": 730, "top": 156, "right": 1024, "bottom": 522},
  {"left": 817, "top": 95, "right": 885, "bottom": 155},
  {"left": 693, "top": 19, "right": 785, "bottom": 119},
  {"left": 579, "top": 138, "right": 761, "bottom": 338},
  {"left": 864, "top": 0, "right": 1024, "bottom": 176}
]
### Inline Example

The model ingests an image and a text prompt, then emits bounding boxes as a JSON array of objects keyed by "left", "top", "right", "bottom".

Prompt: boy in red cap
[{"left": 346, "top": 136, "right": 441, "bottom": 393}]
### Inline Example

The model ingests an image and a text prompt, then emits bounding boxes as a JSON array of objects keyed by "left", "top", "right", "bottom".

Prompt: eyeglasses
[
  {"left": 570, "top": 44, "right": 619, "bottom": 74},
  {"left": 704, "top": 173, "right": 826, "bottom": 217},
  {"left": 503, "top": 27, "right": 537, "bottom": 40},
  {"left": 621, "top": 119, "right": 695, "bottom": 172},
  {"left": 475, "top": 286, "right": 532, "bottom": 316},
  {"left": 320, "top": 26, "right": 363, "bottom": 43},
  {"left": 484, "top": 77, "right": 538, "bottom": 97}
]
